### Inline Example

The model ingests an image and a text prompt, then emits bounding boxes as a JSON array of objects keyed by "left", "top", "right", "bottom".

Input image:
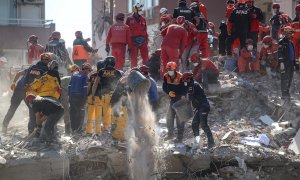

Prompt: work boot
[
  {"left": 207, "top": 135, "right": 215, "bottom": 149},
  {"left": 2, "top": 126, "right": 7, "bottom": 134}
]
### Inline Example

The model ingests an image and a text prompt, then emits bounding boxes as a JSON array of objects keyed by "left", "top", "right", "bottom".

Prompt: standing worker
[
  {"left": 92, "top": 57, "right": 122, "bottom": 133},
  {"left": 106, "top": 13, "right": 132, "bottom": 70},
  {"left": 68, "top": 63, "right": 92, "bottom": 133},
  {"left": 72, "top": 31, "right": 98, "bottom": 67},
  {"left": 126, "top": 3, "right": 149, "bottom": 68},
  {"left": 181, "top": 72, "right": 215, "bottom": 149},
  {"left": 162, "top": 62, "right": 186, "bottom": 143},
  {"left": 278, "top": 26, "right": 296, "bottom": 100},
  {"left": 173, "top": 0, "right": 196, "bottom": 23},
  {"left": 291, "top": 4, "right": 300, "bottom": 71},
  {"left": 27, "top": 35, "right": 44, "bottom": 65}
]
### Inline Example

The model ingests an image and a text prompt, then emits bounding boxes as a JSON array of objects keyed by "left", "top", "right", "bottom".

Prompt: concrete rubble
[{"left": 1, "top": 73, "right": 300, "bottom": 179}]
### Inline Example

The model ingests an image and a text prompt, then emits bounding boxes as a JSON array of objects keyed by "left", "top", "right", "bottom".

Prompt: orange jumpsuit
[
  {"left": 291, "top": 18, "right": 300, "bottom": 65},
  {"left": 258, "top": 25, "right": 271, "bottom": 42},
  {"left": 260, "top": 43, "right": 278, "bottom": 71},
  {"left": 28, "top": 43, "right": 44, "bottom": 64},
  {"left": 238, "top": 48, "right": 260, "bottom": 73}
]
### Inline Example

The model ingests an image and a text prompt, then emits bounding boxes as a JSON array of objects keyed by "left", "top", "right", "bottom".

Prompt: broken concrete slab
[
  {"left": 260, "top": 115, "right": 274, "bottom": 126},
  {"left": 279, "top": 121, "right": 292, "bottom": 129},
  {"left": 289, "top": 129, "right": 300, "bottom": 155}
]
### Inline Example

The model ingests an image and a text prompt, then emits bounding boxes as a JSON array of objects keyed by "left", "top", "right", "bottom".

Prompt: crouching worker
[
  {"left": 181, "top": 72, "right": 215, "bottom": 149},
  {"left": 25, "top": 94, "right": 64, "bottom": 142}
]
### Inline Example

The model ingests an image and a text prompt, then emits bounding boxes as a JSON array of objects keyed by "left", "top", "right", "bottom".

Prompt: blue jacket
[
  {"left": 148, "top": 76, "right": 159, "bottom": 103},
  {"left": 68, "top": 72, "right": 88, "bottom": 97}
]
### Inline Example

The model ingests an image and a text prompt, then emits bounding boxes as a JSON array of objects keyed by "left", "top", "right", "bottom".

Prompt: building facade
[{"left": 0, "top": 0, "right": 55, "bottom": 65}]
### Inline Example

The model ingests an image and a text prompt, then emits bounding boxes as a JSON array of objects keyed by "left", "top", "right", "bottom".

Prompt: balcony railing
[{"left": 0, "top": 18, "right": 53, "bottom": 27}]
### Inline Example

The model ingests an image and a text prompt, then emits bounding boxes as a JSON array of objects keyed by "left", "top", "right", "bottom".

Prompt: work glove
[
  {"left": 280, "top": 63, "right": 285, "bottom": 73},
  {"left": 169, "top": 91, "right": 176, "bottom": 98},
  {"left": 105, "top": 45, "right": 110, "bottom": 53},
  {"left": 10, "top": 83, "right": 16, "bottom": 91}
]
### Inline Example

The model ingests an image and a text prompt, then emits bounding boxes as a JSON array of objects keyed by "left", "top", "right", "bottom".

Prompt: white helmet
[
  {"left": 134, "top": 2, "right": 144, "bottom": 9},
  {"left": 160, "top": 8, "right": 168, "bottom": 15}
]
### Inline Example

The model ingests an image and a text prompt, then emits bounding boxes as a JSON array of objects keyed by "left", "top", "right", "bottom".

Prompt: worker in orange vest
[{"left": 72, "top": 31, "right": 98, "bottom": 67}]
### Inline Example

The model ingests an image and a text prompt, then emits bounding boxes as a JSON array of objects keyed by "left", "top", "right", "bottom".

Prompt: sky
[{"left": 45, "top": 0, "right": 92, "bottom": 48}]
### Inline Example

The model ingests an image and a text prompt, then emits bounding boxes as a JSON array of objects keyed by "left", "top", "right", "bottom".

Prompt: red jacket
[
  {"left": 106, "top": 22, "right": 132, "bottom": 47},
  {"left": 185, "top": 21, "right": 198, "bottom": 48},
  {"left": 199, "top": 3, "right": 208, "bottom": 20},
  {"left": 258, "top": 25, "right": 271, "bottom": 41},
  {"left": 201, "top": 59, "right": 220, "bottom": 75},
  {"left": 126, "top": 15, "right": 148, "bottom": 38},
  {"left": 248, "top": 6, "right": 264, "bottom": 32},
  {"left": 28, "top": 44, "right": 44, "bottom": 64},
  {"left": 161, "top": 24, "right": 188, "bottom": 56}
]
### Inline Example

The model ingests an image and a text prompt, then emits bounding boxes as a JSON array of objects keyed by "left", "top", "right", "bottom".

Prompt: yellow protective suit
[{"left": 86, "top": 96, "right": 103, "bottom": 134}]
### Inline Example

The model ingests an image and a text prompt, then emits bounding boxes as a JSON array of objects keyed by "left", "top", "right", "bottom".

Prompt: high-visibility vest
[{"left": 72, "top": 45, "right": 91, "bottom": 60}]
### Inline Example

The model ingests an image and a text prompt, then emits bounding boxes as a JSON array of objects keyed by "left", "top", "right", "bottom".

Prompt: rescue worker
[
  {"left": 173, "top": 0, "right": 196, "bottom": 23},
  {"left": 219, "top": 21, "right": 228, "bottom": 56},
  {"left": 26, "top": 60, "right": 62, "bottom": 101},
  {"left": 92, "top": 56, "right": 122, "bottom": 132},
  {"left": 190, "top": 53, "right": 202, "bottom": 82},
  {"left": 160, "top": 16, "right": 188, "bottom": 76},
  {"left": 190, "top": 0, "right": 208, "bottom": 20},
  {"left": 278, "top": 26, "right": 296, "bottom": 99},
  {"left": 291, "top": 4, "right": 300, "bottom": 71},
  {"left": 226, "top": 0, "right": 251, "bottom": 57},
  {"left": 86, "top": 60, "right": 105, "bottom": 135},
  {"left": 126, "top": 3, "right": 149, "bottom": 68},
  {"left": 68, "top": 63, "right": 92, "bottom": 133},
  {"left": 162, "top": 62, "right": 186, "bottom": 143},
  {"left": 147, "top": 49, "right": 161, "bottom": 81},
  {"left": 106, "top": 13, "right": 132, "bottom": 70},
  {"left": 59, "top": 65, "right": 79, "bottom": 134},
  {"left": 2, "top": 68, "right": 27, "bottom": 133},
  {"left": 246, "top": 0, "right": 264, "bottom": 50},
  {"left": 260, "top": 36, "right": 278, "bottom": 77},
  {"left": 160, "top": 13, "right": 173, "bottom": 31},
  {"left": 73, "top": 31, "right": 98, "bottom": 67},
  {"left": 45, "top": 31, "right": 73, "bottom": 76},
  {"left": 139, "top": 65, "right": 159, "bottom": 110},
  {"left": 225, "top": 0, "right": 236, "bottom": 40},
  {"left": 27, "top": 35, "right": 44, "bottom": 65},
  {"left": 23, "top": 53, "right": 51, "bottom": 134},
  {"left": 190, "top": 2, "right": 209, "bottom": 58},
  {"left": 238, "top": 39, "right": 260, "bottom": 73},
  {"left": 181, "top": 72, "right": 215, "bottom": 149},
  {"left": 270, "top": 3, "right": 290, "bottom": 41},
  {"left": 258, "top": 23, "right": 271, "bottom": 42},
  {"left": 25, "top": 94, "right": 64, "bottom": 142},
  {"left": 181, "top": 20, "right": 198, "bottom": 72}
]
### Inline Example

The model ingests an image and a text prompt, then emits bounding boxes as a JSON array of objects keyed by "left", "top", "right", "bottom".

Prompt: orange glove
[
  {"left": 10, "top": 83, "right": 16, "bottom": 91},
  {"left": 169, "top": 91, "right": 176, "bottom": 98}
]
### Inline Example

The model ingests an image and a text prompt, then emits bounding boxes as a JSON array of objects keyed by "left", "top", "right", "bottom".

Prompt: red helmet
[
  {"left": 116, "top": 13, "right": 125, "bottom": 20},
  {"left": 237, "top": 0, "right": 245, "bottom": 4},
  {"left": 166, "top": 62, "right": 177, "bottom": 71},
  {"left": 190, "top": 53, "right": 200, "bottom": 63},
  {"left": 25, "top": 94, "right": 36, "bottom": 105},
  {"left": 82, "top": 62, "right": 92, "bottom": 71},
  {"left": 262, "top": 36, "right": 273, "bottom": 45},
  {"left": 246, "top": 0, "right": 254, "bottom": 2},
  {"left": 272, "top": 3, "right": 280, "bottom": 9},
  {"left": 28, "top": 35, "right": 38, "bottom": 43},
  {"left": 139, "top": 65, "right": 149, "bottom": 75},
  {"left": 182, "top": 72, "right": 193, "bottom": 82},
  {"left": 51, "top": 31, "right": 61, "bottom": 39},
  {"left": 75, "top": 31, "right": 82, "bottom": 37},
  {"left": 176, "top": 16, "right": 186, "bottom": 25},
  {"left": 160, "top": 14, "right": 172, "bottom": 22},
  {"left": 296, "top": 4, "right": 300, "bottom": 11},
  {"left": 208, "top": 22, "right": 215, "bottom": 29}
]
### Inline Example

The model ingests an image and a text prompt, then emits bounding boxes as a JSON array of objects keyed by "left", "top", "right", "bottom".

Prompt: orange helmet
[
  {"left": 166, "top": 62, "right": 177, "bottom": 71},
  {"left": 190, "top": 53, "right": 200, "bottom": 63},
  {"left": 237, "top": 0, "right": 245, "bottom": 4},
  {"left": 262, "top": 36, "right": 272, "bottom": 45},
  {"left": 70, "top": 64, "right": 80, "bottom": 73},
  {"left": 246, "top": 38, "right": 254, "bottom": 45},
  {"left": 176, "top": 16, "right": 186, "bottom": 25},
  {"left": 40, "top": 53, "right": 52, "bottom": 62},
  {"left": 296, "top": 4, "right": 300, "bottom": 12},
  {"left": 51, "top": 31, "right": 61, "bottom": 39},
  {"left": 272, "top": 3, "right": 280, "bottom": 9},
  {"left": 182, "top": 72, "right": 193, "bottom": 82}
]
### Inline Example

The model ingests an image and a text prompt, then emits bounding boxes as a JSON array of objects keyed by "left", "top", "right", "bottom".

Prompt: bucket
[
  {"left": 172, "top": 99, "right": 194, "bottom": 122},
  {"left": 224, "top": 57, "right": 237, "bottom": 72},
  {"left": 128, "top": 70, "right": 150, "bottom": 93}
]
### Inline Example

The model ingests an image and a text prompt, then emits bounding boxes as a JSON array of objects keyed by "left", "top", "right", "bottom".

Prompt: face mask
[
  {"left": 193, "top": 63, "right": 199, "bottom": 67},
  {"left": 263, "top": 44, "right": 269, "bottom": 49},
  {"left": 168, "top": 71, "right": 174, "bottom": 76},
  {"left": 184, "top": 82, "right": 188, "bottom": 86},
  {"left": 138, "top": 10, "right": 143, "bottom": 15},
  {"left": 247, "top": 45, "right": 253, "bottom": 51}
]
